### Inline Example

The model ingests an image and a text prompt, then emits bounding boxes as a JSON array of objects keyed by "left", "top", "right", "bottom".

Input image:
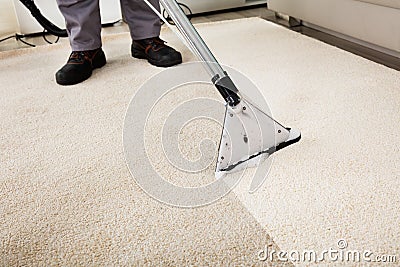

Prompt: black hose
[
  {"left": 18, "top": 0, "right": 68, "bottom": 37},
  {"left": 162, "top": 2, "right": 193, "bottom": 25}
]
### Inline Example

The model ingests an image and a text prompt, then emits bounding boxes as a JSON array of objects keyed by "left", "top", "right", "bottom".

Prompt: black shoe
[
  {"left": 131, "top": 37, "right": 182, "bottom": 67},
  {"left": 56, "top": 48, "right": 106, "bottom": 85}
]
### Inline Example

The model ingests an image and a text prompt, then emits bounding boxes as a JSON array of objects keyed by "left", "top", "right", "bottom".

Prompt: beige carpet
[{"left": 1, "top": 17, "right": 399, "bottom": 266}]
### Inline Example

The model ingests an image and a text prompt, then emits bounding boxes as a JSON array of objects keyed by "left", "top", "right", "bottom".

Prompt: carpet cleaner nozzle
[{"left": 215, "top": 99, "right": 301, "bottom": 178}]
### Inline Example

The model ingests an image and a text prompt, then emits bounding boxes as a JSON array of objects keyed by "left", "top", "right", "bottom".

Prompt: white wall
[
  {"left": 268, "top": 0, "right": 400, "bottom": 54},
  {"left": 0, "top": 0, "right": 18, "bottom": 36}
]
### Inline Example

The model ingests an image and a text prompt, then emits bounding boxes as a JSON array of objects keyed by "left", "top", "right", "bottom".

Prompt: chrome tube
[{"left": 159, "top": 0, "right": 227, "bottom": 80}]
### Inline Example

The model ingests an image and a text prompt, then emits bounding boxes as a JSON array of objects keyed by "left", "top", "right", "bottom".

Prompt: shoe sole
[
  {"left": 56, "top": 72, "right": 92, "bottom": 86},
  {"left": 131, "top": 48, "right": 182, "bottom": 68}
]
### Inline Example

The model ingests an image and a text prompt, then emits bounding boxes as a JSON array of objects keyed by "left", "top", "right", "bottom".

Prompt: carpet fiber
[{"left": 1, "top": 18, "right": 399, "bottom": 265}]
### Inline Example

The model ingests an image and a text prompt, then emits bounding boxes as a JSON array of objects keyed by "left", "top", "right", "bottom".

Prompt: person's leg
[
  {"left": 55, "top": 0, "right": 106, "bottom": 85},
  {"left": 121, "top": 0, "right": 182, "bottom": 67},
  {"left": 120, "top": 0, "right": 161, "bottom": 41},
  {"left": 57, "top": 0, "right": 102, "bottom": 50}
]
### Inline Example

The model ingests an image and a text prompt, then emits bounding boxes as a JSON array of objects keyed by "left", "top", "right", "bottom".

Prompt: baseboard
[{"left": 304, "top": 21, "right": 400, "bottom": 59}]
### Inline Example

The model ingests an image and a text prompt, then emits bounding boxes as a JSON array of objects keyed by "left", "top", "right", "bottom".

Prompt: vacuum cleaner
[
  {"left": 20, "top": 0, "right": 301, "bottom": 177},
  {"left": 150, "top": 0, "right": 301, "bottom": 177}
]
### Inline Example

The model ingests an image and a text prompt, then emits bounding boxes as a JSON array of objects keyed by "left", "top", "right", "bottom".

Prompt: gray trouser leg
[
  {"left": 120, "top": 0, "right": 161, "bottom": 40},
  {"left": 57, "top": 0, "right": 102, "bottom": 51}
]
